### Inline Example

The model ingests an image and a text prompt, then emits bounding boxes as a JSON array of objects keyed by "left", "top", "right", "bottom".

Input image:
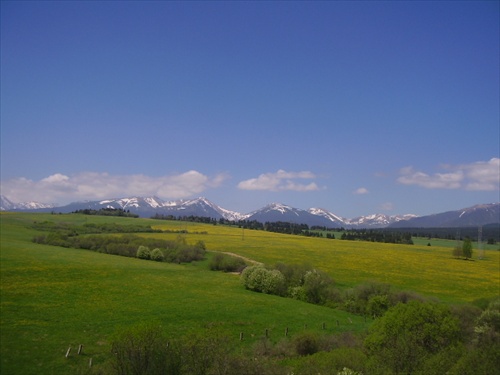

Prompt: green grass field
[
  {"left": 1, "top": 212, "right": 499, "bottom": 374},
  {"left": 1, "top": 213, "right": 367, "bottom": 374},
  {"left": 146, "top": 220, "right": 499, "bottom": 302}
]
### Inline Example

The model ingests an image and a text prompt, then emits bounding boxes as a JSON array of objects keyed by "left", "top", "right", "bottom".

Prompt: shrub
[
  {"left": 365, "top": 301, "right": 460, "bottom": 374},
  {"left": 110, "top": 323, "right": 180, "bottom": 375},
  {"left": 151, "top": 248, "right": 164, "bottom": 262},
  {"left": 366, "top": 295, "right": 389, "bottom": 318},
  {"left": 136, "top": 246, "right": 151, "bottom": 260},
  {"left": 275, "top": 262, "right": 313, "bottom": 288},
  {"left": 240, "top": 266, "right": 285, "bottom": 295},
  {"left": 303, "top": 269, "right": 335, "bottom": 305},
  {"left": 209, "top": 253, "right": 246, "bottom": 272},
  {"left": 288, "top": 286, "right": 307, "bottom": 301},
  {"left": 294, "top": 332, "right": 319, "bottom": 356},
  {"left": 290, "top": 348, "right": 368, "bottom": 375}
]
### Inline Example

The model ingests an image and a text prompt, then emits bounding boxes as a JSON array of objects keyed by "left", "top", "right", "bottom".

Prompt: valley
[{"left": 1, "top": 212, "right": 499, "bottom": 374}]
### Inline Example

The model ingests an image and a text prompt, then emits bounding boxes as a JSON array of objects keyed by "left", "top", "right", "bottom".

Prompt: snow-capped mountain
[
  {"left": 0, "top": 195, "right": 245, "bottom": 221},
  {"left": 389, "top": 203, "right": 500, "bottom": 228},
  {"left": 308, "top": 208, "right": 348, "bottom": 226},
  {"left": 155, "top": 197, "right": 246, "bottom": 221},
  {"left": 246, "top": 203, "right": 343, "bottom": 228},
  {"left": 2, "top": 194, "right": 497, "bottom": 229},
  {"left": 0, "top": 195, "right": 55, "bottom": 211},
  {"left": 0, "top": 195, "right": 16, "bottom": 211},
  {"left": 246, "top": 204, "right": 416, "bottom": 228},
  {"left": 347, "top": 213, "right": 418, "bottom": 228}
]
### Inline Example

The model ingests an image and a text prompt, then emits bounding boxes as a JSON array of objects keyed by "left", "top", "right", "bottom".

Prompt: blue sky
[{"left": 1, "top": 1, "right": 499, "bottom": 218}]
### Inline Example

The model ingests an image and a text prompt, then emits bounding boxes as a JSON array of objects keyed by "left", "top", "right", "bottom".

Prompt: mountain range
[{"left": 1, "top": 195, "right": 498, "bottom": 229}]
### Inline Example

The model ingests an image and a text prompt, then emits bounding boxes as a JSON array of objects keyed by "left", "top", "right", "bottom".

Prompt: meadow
[
  {"left": 147, "top": 219, "right": 499, "bottom": 302},
  {"left": 1, "top": 212, "right": 499, "bottom": 374}
]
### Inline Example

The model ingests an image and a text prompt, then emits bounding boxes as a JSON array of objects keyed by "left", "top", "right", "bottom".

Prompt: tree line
[
  {"left": 151, "top": 215, "right": 420, "bottom": 243},
  {"left": 72, "top": 207, "right": 139, "bottom": 218},
  {"left": 389, "top": 225, "right": 499, "bottom": 244},
  {"left": 340, "top": 230, "right": 413, "bottom": 244}
]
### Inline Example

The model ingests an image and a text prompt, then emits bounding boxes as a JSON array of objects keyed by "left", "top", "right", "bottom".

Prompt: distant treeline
[
  {"left": 151, "top": 215, "right": 418, "bottom": 243},
  {"left": 73, "top": 207, "right": 139, "bottom": 218},
  {"left": 340, "top": 230, "right": 413, "bottom": 244},
  {"left": 388, "top": 225, "right": 499, "bottom": 243},
  {"left": 152, "top": 215, "right": 327, "bottom": 237}
]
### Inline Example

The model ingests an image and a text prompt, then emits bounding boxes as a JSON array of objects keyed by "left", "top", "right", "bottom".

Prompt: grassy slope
[
  {"left": 148, "top": 220, "right": 500, "bottom": 303},
  {"left": 1, "top": 213, "right": 366, "bottom": 374}
]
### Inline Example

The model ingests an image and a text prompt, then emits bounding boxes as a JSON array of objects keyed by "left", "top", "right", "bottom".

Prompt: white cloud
[
  {"left": 237, "top": 169, "right": 321, "bottom": 192},
  {"left": 461, "top": 158, "right": 500, "bottom": 191},
  {"left": 0, "top": 170, "right": 228, "bottom": 204},
  {"left": 397, "top": 158, "right": 499, "bottom": 191},
  {"left": 353, "top": 187, "right": 369, "bottom": 195}
]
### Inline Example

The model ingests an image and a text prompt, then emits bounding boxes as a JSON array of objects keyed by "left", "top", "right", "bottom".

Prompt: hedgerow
[{"left": 33, "top": 232, "right": 206, "bottom": 264}]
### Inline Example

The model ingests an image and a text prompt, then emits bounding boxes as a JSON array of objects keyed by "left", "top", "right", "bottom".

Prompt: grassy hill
[{"left": 1, "top": 212, "right": 498, "bottom": 374}]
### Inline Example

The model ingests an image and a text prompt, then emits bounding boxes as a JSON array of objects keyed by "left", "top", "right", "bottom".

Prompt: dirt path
[{"left": 214, "top": 251, "right": 263, "bottom": 266}]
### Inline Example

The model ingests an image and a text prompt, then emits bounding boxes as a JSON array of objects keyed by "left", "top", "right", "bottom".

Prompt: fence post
[
  {"left": 265, "top": 328, "right": 268, "bottom": 338},
  {"left": 240, "top": 332, "right": 244, "bottom": 341},
  {"left": 285, "top": 327, "right": 288, "bottom": 337},
  {"left": 65, "top": 347, "right": 71, "bottom": 358},
  {"left": 78, "top": 344, "right": 83, "bottom": 355},
  {"left": 89, "top": 358, "right": 92, "bottom": 368}
]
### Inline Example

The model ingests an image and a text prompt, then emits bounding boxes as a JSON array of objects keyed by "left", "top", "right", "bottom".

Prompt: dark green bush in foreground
[
  {"left": 93, "top": 298, "right": 499, "bottom": 375},
  {"left": 209, "top": 253, "right": 247, "bottom": 272}
]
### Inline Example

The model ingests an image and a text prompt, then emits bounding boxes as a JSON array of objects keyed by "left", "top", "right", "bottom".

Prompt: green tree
[
  {"left": 303, "top": 269, "right": 334, "bottom": 305},
  {"left": 462, "top": 237, "right": 473, "bottom": 259},
  {"left": 365, "top": 301, "right": 460, "bottom": 374},
  {"left": 240, "top": 266, "right": 285, "bottom": 295},
  {"left": 136, "top": 245, "right": 151, "bottom": 260},
  {"left": 366, "top": 295, "right": 390, "bottom": 318},
  {"left": 150, "top": 248, "right": 164, "bottom": 262}
]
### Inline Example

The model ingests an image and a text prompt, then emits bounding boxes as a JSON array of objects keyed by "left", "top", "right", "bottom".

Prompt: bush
[
  {"left": 294, "top": 332, "right": 319, "bottom": 356},
  {"left": 365, "top": 301, "right": 460, "bottom": 374},
  {"left": 110, "top": 323, "right": 180, "bottom": 375},
  {"left": 209, "top": 253, "right": 246, "bottom": 272},
  {"left": 150, "top": 248, "right": 164, "bottom": 262},
  {"left": 136, "top": 246, "right": 151, "bottom": 260},
  {"left": 303, "top": 269, "right": 335, "bottom": 305},
  {"left": 366, "top": 295, "right": 389, "bottom": 318},
  {"left": 240, "top": 266, "right": 285, "bottom": 295},
  {"left": 290, "top": 348, "right": 368, "bottom": 375}
]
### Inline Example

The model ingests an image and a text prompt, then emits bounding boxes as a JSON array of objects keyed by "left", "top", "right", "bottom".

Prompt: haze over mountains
[{"left": 1, "top": 195, "right": 498, "bottom": 229}]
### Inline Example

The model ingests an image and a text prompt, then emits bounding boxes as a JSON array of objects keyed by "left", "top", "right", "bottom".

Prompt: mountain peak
[{"left": 2, "top": 194, "right": 497, "bottom": 229}]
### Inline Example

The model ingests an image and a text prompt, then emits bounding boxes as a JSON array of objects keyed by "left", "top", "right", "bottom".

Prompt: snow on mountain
[
  {"left": 0, "top": 195, "right": 16, "bottom": 211},
  {"left": 389, "top": 203, "right": 499, "bottom": 228},
  {"left": 345, "top": 213, "right": 418, "bottom": 228},
  {"left": 247, "top": 203, "right": 343, "bottom": 228},
  {"left": 3, "top": 193, "right": 496, "bottom": 229},
  {"left": 0, "top": 195, "right": 54, "bottom": 210},
  {"left": 93, "top": 196, "right": 246, "bottom": 221},
  {"left": 16, "top": 201, "right": 56, "bottom": 210},
  {"left": 308, "top": 208, "right": 348, "bottom": 226}
]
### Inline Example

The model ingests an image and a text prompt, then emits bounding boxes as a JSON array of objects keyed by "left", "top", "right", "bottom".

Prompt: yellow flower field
[{"left": 151, "top": 221, "right": 500, "bottom": 303}]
